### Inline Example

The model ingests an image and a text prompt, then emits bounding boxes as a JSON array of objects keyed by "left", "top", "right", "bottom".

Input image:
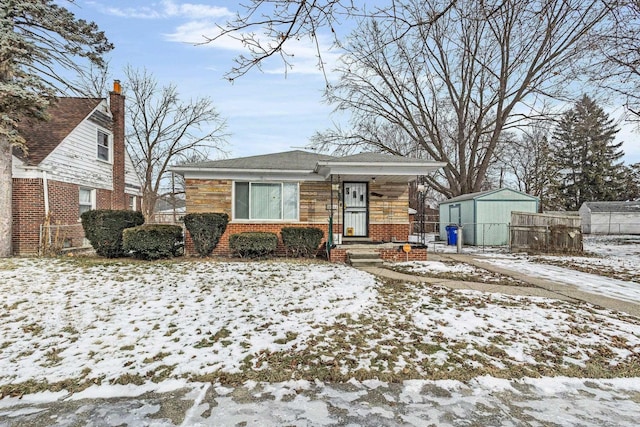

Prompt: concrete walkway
[{"left": 361, "top": 253, "right": 640, "bottom": 317}]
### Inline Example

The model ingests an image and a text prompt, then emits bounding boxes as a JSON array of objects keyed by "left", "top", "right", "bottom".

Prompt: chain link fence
[{"left": 39, "top": 223, "right": 90, "bottom": 256}]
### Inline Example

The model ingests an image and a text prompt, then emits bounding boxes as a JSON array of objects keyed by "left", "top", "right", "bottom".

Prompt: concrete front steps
[{"left": 346, "top": 248, "right": 384, "bottom": 267}]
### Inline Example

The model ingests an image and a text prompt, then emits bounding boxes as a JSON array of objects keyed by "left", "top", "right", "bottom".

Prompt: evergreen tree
[
  {"left": 622, "top": 163, "right": 640, "bottom": 201},
  {"left": 550, "top": 95, "right": 626, "bottom": 211},
  {"left": 0, "top": 1, "right": 112, "bottom": 256}
]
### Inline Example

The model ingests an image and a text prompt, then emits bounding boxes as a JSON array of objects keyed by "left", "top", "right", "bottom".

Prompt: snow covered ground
[
  {"left": 1, "top": 376, "right": 640, "bottom": 426},
  {"left": 0, "top": 235, "right": 639, "bottom": 426},
  {"left": 483, "top": 235, "right": 640, "bottom": 302}
]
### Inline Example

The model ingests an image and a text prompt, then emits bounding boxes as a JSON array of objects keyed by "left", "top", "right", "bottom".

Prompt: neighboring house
[
  {"left": 152, "top": 197, "right": 186, "bottom": 224},
  {"left": 439, "top": 188, "right": 539, "bottom": 246},
  {"left": 579, "top": 201, "right": 640, "bottom": 235},
  {"left": 171, "top": 150, "right": 445, "bottom": 262},
  {"left": 11, "top": 81, "right": 143, "bottom": 255}
]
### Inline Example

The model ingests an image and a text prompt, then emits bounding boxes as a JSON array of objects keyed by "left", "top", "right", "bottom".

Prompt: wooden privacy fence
[{"left": 510, "top": 211, "right": 583, "bottom": 253}]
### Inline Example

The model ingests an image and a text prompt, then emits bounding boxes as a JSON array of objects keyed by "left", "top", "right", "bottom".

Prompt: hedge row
[
  {"left": 81, "top": 210, "right": 324, "bottom": 261},
  {"left": 123, "top": 225, "right": 183, "bottom": 260},
  {"left": 228, "top": 227, "right": 324, "bottom": 259},
  {"left": 281, "top": 227, "right": 324, "bottom": 258},
  {"left": 81, "top": 210, "right": 144, "bottom": 258}
]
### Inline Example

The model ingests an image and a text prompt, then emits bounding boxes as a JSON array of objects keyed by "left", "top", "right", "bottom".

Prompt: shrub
[
  {"left": 123, "top": 225, "right": 184, "bottom": 260},
  {"left": 281, "top": 227, "right": 324, "bottom": 258},
  {"left": 183, "top": 213, "right": 229, "bottom": 257},
  {"left": 229, "top": 232, "right": 278, "bottom": 258},
  {"left": 81, "top": 210, "right": 144, "bottom": 258}
]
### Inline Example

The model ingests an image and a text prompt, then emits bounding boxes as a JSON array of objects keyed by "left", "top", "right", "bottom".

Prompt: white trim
[
  {"left": 180, "top": 169, "right": 324, "bottom": 182},
  {"left": 96, "top": 129, "right": 111, "bottom": 163},
  {"left": 79, "top": 187, "right": 96, "bottom": 219}
]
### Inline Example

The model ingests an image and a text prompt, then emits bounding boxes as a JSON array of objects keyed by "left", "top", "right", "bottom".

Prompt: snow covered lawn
[
  {"left": 1, "top": 256, "right": 639, "bottom": 398},
  {"left": 390, "top": 260, "right": 531, "bottom": 286}
]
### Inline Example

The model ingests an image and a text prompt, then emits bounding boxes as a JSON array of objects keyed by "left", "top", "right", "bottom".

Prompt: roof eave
[{"left": 315, "top": 161, "right": 446, "bottom": 178}]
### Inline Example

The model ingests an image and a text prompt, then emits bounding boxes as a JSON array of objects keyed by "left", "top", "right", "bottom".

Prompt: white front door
[{"left": 343, "top": 182, "right": 368, "bottom": 237}]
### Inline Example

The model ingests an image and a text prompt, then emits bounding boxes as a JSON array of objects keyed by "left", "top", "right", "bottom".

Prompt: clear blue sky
[{"left": 71, "top": 0, "right": 639, "bottom": 164}]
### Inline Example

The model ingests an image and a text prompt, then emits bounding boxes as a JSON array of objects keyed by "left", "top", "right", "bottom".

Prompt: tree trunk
[{"left": 0, "top": 135, "right": 13, "bottom": 257}]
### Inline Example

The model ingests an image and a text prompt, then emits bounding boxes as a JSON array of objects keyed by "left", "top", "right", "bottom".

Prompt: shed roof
[
  {"left": 440, "top": 188, "right": 539, "bottom": 204},
  {"left": 581, "top": 201, "right": 640, "bottom": 213}
]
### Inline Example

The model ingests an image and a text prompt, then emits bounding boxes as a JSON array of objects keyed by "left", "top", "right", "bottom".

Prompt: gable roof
[
  {"left": 14, "top": 97, "right": 104, "bottom": 166},
  {"left": 582, "top": 201, "right": 640, "bottom": 213},
  {"left": 441, "top": 188, "right": 539, "bottom": 204}
]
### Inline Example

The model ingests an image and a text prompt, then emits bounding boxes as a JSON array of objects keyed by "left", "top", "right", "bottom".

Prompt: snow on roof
[{"left": 582, "top": 201, "right": 640, "bottom": 213}]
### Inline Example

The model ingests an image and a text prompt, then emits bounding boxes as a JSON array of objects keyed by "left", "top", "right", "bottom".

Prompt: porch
[{"left": 328, "top": 241, "right": 429, "bottom": 265}]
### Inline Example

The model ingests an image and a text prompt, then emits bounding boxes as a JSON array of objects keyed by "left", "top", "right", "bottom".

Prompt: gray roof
[
  {"left": 441, "top": 188, "right": 539, "bottom": 204},
  {"left": 177, "top": 150, "right": 335, "bottom": 170},
  {"left": 582, "top": 201, "right": 640, "bottom": 213},
  {"left": 328, "top": 152, "right": 432, "bottom": 164}
]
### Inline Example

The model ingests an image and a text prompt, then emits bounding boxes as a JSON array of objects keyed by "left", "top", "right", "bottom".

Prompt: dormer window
[{"left": 97, "top": 130, "right": 110, "bottom": 161}]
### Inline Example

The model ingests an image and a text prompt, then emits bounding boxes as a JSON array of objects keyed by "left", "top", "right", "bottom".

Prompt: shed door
[
  {"left": 343, "top": 182, "right": 368, "bottom": 237},
  {"left": 449, "top": 204, "right": 461, "bottom": 225}
]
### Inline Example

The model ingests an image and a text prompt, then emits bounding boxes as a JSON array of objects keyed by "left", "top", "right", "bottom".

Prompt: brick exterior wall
[
  {"left": 378, "top": 246, "right": 428, "bottom": 262},
  {"left": 326, "top": 245, "right": 428, "bottom": 263},
  {"left": 110, "top": 86, "right": 126, "bottom": 210},
  {"left": 12, "top": 177, "right": 120, "bottom": 254},
  {"left": 12, "top": 178, "right": 45, "bottom": 255}
]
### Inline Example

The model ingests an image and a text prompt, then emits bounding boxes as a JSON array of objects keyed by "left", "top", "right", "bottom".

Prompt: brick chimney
[{"left": 110, "top": 80, "right": 126, "bottom": 210}]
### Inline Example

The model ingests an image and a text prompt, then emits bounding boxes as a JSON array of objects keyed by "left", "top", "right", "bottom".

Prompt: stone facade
[{"left": 183, "top": 178, "right": 414, "bottom": 261}]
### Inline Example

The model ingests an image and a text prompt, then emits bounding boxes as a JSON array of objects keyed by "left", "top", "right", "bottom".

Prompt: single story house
[
  {"left": 439, "top": 188, "right": 539, "bottom": 246},
  {"left": 12, "top": 81, "right": 143, "bottom": 254},
  {"left": 579, "top": 201, "right": 640, "bottom": 234},
  {"left": 171, "top": 150, "right": 445, "bottom": 262}
]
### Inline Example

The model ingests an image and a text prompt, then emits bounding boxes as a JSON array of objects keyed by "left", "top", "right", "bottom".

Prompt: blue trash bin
[{"left": 445, "top": 225, "right": 458, "bottom": 245}]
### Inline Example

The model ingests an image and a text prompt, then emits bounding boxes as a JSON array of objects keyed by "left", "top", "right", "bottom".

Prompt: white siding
[
  {"left": 124, "top": 150, "right": 143, "bottom": 196},
  {"left": 39, "top": 101, "right": 114, "bottom": 190},
  {"left": 589, "top": 212, "right": 640, "bottom": 234}
]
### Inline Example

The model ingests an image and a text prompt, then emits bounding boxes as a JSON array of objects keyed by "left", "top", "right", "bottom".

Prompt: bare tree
[
  {"left": 0, "top": 1, "right": 112, "bottom": 257},
  {"left": 124, "top": 67, "right": 228, "bottom": 221},
  {"left": 591, "top": 2, "right": 640, "bottom": 123},
  {"left": 498, "top": 126, "right": 561, "bottom": 211},
  {"left": 71, "top": 61, "right": 112, "bottom": 98},
  {"left": 311, "top": 0, "right": 618, "bottom": 198},
  {"left": 204, "top": 0, "right": 457, "bottom": 80}
]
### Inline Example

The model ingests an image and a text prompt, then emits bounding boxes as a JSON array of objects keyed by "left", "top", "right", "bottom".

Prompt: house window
[
  {"left": 97, "top": 130, "right": 110, "bottom": 161},
  {"left": 128, "top": 195, "right": 137, "bottom": 211},
  {"left": 234, "top": 182, "right": 299, "bottom": 220},
  {"left": 79, "top": 188, "right": 95, "bottom": 217}
]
